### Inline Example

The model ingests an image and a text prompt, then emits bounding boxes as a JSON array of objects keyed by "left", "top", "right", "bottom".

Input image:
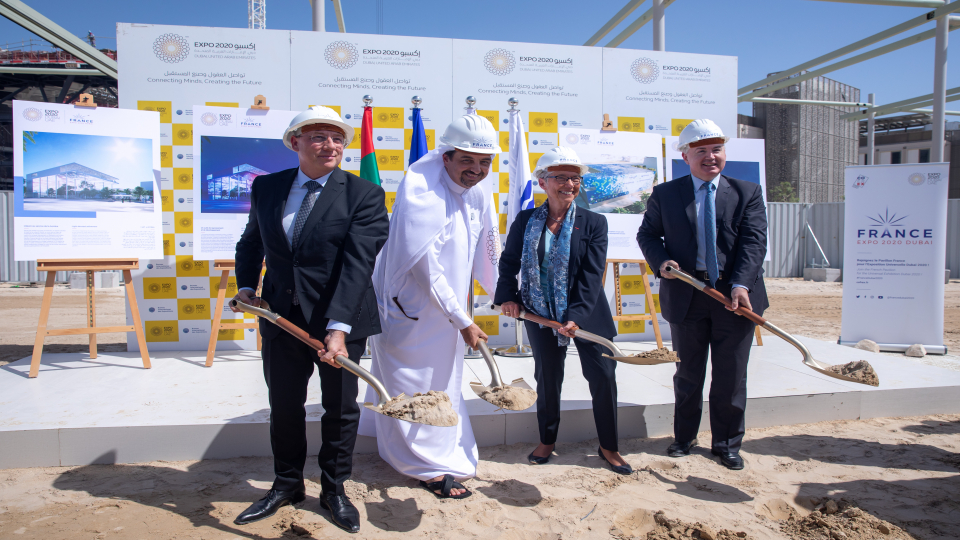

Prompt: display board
[
  {"left": 840, "top": 163, "right": 949, "bottom": 353},
  {"left": 12, "top": 100, "right": 162, "bottom": 261},
  {"left": 118, "top": 23, "right": 736, "bottom": 350}
]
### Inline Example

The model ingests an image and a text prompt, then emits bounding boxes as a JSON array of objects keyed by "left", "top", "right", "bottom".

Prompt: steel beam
[
  {"left": 739, "top": 1, "right": 960, "bottom": 95},
  {"left": 605, "top": 0, "right": 678, "bottom": 48},
  {"left": 808, "top": 0, "right": 944, "bottom": 7},
  {"left": 311, "top": 0, "right": 325, "bottom": 32},
  {"left": 932, "top": 14, "right": 949, "bottom": 160},
  {"left": 0, "top": 0, "right": 117, "bottom": 79},
  {"left": 911, "top": 108, "right": 960, "bottom": 113},
  {"left": 584, "top": 0, "right": 646, "bottom": 46},
  {"left": 652, "top": 0, "right": 665, "bottom": 51},
  {"left": 333, "top": 0, "right": 346, "bottom": 32},
  {"left": 0, "top": 66, "right": 109, "bottom": 76},
  {"left": 1, "top": 86, "right": 26, "bottom": 102},
  {"left": 57, "top": 75, "right": 75, "bottom": 104},
  {"left": 739, "top": 27, "right": 952, "bottom": 103},
  {"left": 840, "top": 85, "right": 960, "bottom": 119},
  {"left": 868, "top": 92, "right": 960, "bottom": 117},
  {"left": 747, "top": 97, "right": 874, "bottom": 107},
  {"left": 867, "top": 93, "right": 876, "bottom": 164}
]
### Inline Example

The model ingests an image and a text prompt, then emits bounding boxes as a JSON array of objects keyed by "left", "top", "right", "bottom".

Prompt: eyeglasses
[
  {"left": 301, "top": 133, "right": 345, "bottom": 147},
  {"left": 545, "top": 175, "right": 582, "bottom": 186}
]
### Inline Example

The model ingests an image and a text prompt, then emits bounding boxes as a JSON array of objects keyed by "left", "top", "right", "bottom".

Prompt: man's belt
[{"left": 693, "top": 270, "right": 723, "bottom": 282}]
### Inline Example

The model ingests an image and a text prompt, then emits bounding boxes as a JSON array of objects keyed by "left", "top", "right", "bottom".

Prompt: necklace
[{"left": 547, "top": 214, "right": 565, "bottom": 224}]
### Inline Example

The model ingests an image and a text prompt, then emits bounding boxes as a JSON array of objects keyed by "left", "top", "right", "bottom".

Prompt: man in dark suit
[
  {"left": 231, "top": 106, "right": 389, "bottom": 532},
  {"left": 636, "top": 119, "right": 767, "bottom": 470}
]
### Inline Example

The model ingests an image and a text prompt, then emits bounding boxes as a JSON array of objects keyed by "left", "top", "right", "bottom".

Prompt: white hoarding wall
[
  {"left": 117, "top": 23, "right": 736, "bottom": 350},
  {"left": 12, "top": 100, "right": 163, "bottom": 261},
  {"left": 192, "top": 106, "right": 299, "bottom": 260},
  {"left": 840, "top": 164, "right": 949, "bottom": 352}
]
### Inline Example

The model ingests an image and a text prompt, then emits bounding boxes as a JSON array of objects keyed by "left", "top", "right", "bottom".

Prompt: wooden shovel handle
[
  {"left": 274, "top": 316, "right": 326, "bottom": 351},
  {"left": 494, "top": 304, "right": 579, "bottom": 333},
  {"left": 700, "top": 285, "right": 767, "bottom": 326}
]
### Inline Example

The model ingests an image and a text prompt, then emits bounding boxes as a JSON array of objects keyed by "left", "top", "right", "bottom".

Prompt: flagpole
[{"left": 495, "top": 96, "right": 533, "bottom": 358}]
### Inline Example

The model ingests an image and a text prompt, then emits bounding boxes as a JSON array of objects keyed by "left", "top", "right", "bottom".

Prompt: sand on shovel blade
[
  {"left": 478, "top": 385, "right": 538, "bottom": 411},
  {"left": 826, "top": 360, "right": 880, "bottom": 387},
  {"left": 631, "top": 347, "right": 680, "bottom": 362},
  {"left": 380, "top": 390, "right": 459, "bottom": 427}
]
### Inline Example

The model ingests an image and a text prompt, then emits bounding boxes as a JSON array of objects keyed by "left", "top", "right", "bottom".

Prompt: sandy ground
[
  {"left": 2, "top": 279, "right": 959, "bottom": 539},
  {"left": 0, "top": 415, "right": 958, "bottom": 539}
]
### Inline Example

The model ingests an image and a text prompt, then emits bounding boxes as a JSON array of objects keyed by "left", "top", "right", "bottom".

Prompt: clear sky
[
  {"left": 3, "top": 0, "right": 956, "bottom": 116},
  {"left": 23, "top": 132, "right": 154, "bottom": 189}
]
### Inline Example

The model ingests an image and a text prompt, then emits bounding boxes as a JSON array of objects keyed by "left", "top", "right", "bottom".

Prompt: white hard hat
[
  {"left": 677, "top": 118, "right": 729, "bottom": 153},
  {"left": 438, "top": 114, "right": 502, "bottom": 154},
  {"left": 534, "top": 146, "right": 589, "bottom": 176},
  {"left": 283, "top": 106, "right": 355, "bottom": 151}
]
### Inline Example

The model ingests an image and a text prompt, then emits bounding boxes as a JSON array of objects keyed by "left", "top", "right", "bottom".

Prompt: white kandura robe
[{"left": 358, "top": 150, "right": 500, "bottom": 481}]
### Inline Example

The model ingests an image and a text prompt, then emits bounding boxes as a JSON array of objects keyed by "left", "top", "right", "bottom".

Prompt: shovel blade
[
  {"left": 603, "top": 354, "right": 680, "bottom": 366},
  {"left": 803, "top": 360, "right": 880, "bottom": 387},
  {"left": 363, "top": 400, "right": 459, "bottom": 427},
  {"left": 469, "top": 379, "right": 538, "bottom": 411}
]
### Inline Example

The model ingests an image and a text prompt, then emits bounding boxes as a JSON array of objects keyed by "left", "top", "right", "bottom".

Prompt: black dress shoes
[
  {"left": 234, "top": 488, "right": 305, "bottom": 525},
  {"left": 321, "top": 492, "right": 361, "bottom": 533},
  {"left": 667, "top": 439, "right": 697, "bottom": 457},
  {"left": 528, "top": 451, "right": 550, "bottom": 465},
  {"left": 598, "top": 446, "right": 633, "bottom": 475},
  {"left": 712, "top": 449, "right": 745, "bottom": 470}
]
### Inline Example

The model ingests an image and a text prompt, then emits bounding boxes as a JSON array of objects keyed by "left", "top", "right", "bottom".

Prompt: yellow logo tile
[
  {"left": 209, "top": 276, "right": 238, "bottom": 298},
  {"left": 137, "top": 101, "right": 171, "bottom": 123},
  {"left": 174, "top": 212, "right": 193, "bottom": 234},
  {"left": 617, "top": 319, "right": 646, "bottom": 334},
  {"left": 217, "top": 320, "right": 245, "bottom": 340},
  {"left": 499, "top": 213, "right": 507, "bottom": 232},
  {"left": 205, "top": 102, "right": 239, "bottom": 108},
  {"left": 499, "top": 131, "right": 510, "bottom": 152},
  {"left": 618, "top": 117, "right": 645, "bottom": 132},
  {"left": 178, "top": 298, "right": 211, "bottom": 320},
  {"left": 528, "top": 112, "right": 558, "bottom": 133},
  {"left": 145, "top": 320, "right": 179, "bottom": 342},
  {"left": 529, "top": 152, "right": 544, "bottom": 173},
  {"left": 172, "top": 124, "right": 192, "bottom": 145},
  {"left": 646, "top": 293, "right": 661, "bottom": 314},
  {"left": 476, "top": 110, "right": 499, "bottom": 129},
  {"left": 534, "top": 193, "right": 547, "bottom": 207},
  {"left": 474, "top": 315, "right": 500, "bottom": 336},
  {"left": 672, "top": 119, "right": 695, "bottom": 136},
  {"left": 403, "top": 128, "right": 435, "bottom": 150},
  {"left": 375, "top": 150, "right": 405, "bottom": 171},
  {"left": 474, "top": 280, "right": 486, "bottom": 296},
  {"left": 160, "top": 190, "right": 174, "bottom": 212},
  {"left": 373, "top": 107, "right": 404, "bottom": 129},
  {"left": 143, "top": 277, "right": 177, "bottom": 299},
  {"left": 385, "top": 192, "right": 397, "bottom": 213},
  {"left": 499, "top": 173, "right": 510, "bottom": 193},
  {"left": 618, "top": 275, "right": 645, "bottom": 295},
  {"left": 162, "top": 233, "right": 175, "bottom": 256},
  {"left": 160, "top": 146, "right": 173, "bottom": 168},
  {"left": 173, "top": 168, "right": 193, "bottom": 189},
  {"left": 176, "top": 256, "right": 208, "bottom": 277},
  {"left": 347, "top": 135, "right": 360, "bottom": 149}
]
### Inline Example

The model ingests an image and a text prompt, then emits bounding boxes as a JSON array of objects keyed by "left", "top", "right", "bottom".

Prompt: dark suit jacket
[
  {"left": 636, "top": 174, "right": 768, "bottom": 324},
  {"left": 494, "top": 206, "right": 616, "bottom": 339},
  {"left": 235, "top": 166, "right": 389, "bottom": 341}
]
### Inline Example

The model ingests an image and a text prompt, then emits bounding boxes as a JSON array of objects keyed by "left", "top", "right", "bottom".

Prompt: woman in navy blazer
[{"left": 495, "top": 148, "right": 631, "bottom": 475}]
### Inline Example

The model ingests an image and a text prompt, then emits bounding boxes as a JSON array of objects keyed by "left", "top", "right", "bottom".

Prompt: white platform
[{"left": 2, "top": 338, "right": 960, "bottom": 469}]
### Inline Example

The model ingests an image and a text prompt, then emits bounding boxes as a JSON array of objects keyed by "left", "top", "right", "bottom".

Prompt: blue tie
[{"left": 703, "top": 182, "right": 719, "bottom": 287}]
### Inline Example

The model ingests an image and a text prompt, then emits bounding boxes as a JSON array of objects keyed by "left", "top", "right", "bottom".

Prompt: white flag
[{"left": 506, "top": 109, "right": 534, "bottom": 236}]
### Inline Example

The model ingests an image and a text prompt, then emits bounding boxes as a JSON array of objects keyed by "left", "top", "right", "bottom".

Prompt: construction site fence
[{"left": 1, "top": 192, "right": 957, "bottom": 282}]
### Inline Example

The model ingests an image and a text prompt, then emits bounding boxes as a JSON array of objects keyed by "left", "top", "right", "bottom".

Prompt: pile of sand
[
  {"left": 780, "top": 498, "right": 914, "bottom": 539},
  {"left": 477, "top": 385, "right": 538, "bottom": 411},
  {"left": 379, "top": 390, "right": 458, "bottom": 427},
  {"left": 629, "top": 347, "right": 680, "bottom": 364},
  {"left": 639, "top": 510, "right": 753, "bottom": 540},
  {"left": 826, "top": 360, "right": 880, "bottom": 386}
]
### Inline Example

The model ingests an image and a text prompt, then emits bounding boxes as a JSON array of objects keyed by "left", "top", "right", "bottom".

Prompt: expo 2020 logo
[
  {"left": 150, "top": 326, "right": 163, "bottom": 337},
  {"left": 148, "top": 283, "right": 161, "bottom": 294},
  {"left": 484, "top": 48, "right": 515, "bottom": 76},
  {"left": 565, "top": 133, "right": 579, "bottom": 145},
  {"left": 22, "top": 108, "right": 41, "bottom": 121},
  {"left": 908, "top": 172, "right": 925, "bottom": 186},
  {"left": 324, "top": 41, "right": 358, "bottom": 69},
  {"left": 200, "top": 112, "right": 217, "bottom": 126},
  {"left": 153, "top": 33, "right": 190, "bottom": 63},
  {"left": 630, "top": 57, "right": 659, "bottom": 84}
]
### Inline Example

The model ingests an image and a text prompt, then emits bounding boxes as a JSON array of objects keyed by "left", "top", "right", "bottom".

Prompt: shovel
[
  {"left": 230, "top": 299, "right": 459, "bottom": 426},
  {"left": 468, "top": 340, "right": 537, "bottom": 410},
  {"left": 491, "top": 304, "right": 678, "bottom": 366},
  {"left": 663, "top": 266, "right": 879, "bottom": 387}
]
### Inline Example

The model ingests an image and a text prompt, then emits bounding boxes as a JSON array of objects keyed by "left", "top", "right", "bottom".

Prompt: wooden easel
[
  {"left": 602, "top": 259, "right": 664, "bottom": 349},
  {"left": 31, "top": 259, "right": 151, "bottom": 378},
  {"left": 205, "top": 259, "right": 262, "bottom": 367}
]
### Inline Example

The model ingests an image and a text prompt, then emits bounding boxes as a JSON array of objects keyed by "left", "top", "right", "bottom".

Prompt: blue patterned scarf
[{"left": 520, "top": 201, "right": 576, "bottom": 346}]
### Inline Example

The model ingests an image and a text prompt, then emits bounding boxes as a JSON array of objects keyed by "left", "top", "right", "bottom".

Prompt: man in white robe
[{"left": 359, "top": 114, "right": 501, "bottom": 498}]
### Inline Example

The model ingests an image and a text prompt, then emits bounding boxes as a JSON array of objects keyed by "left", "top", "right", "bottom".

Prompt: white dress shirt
[{"left": 241, "top": 168, "right": 351, "bottom": 333}]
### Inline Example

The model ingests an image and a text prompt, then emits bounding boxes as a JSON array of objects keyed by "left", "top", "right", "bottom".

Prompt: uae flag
[{"left": 359, "top": 106, "right": 381, "bottom": 186}]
